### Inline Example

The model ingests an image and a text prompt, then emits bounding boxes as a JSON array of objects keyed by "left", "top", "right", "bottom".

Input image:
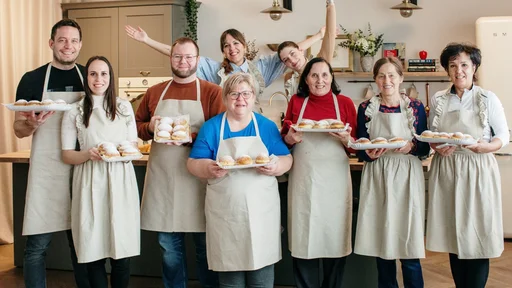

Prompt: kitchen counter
[
  {"left": 0, "top": 150, "right": 432, "bottom": 171},
  {"left": 0, "top": 150, "right": 431, "bottom": 287}
]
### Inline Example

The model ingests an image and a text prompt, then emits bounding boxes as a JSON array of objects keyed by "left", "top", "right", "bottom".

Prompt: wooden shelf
[{"left": 334, "top": 71, "right": 447, "bottom": 78}]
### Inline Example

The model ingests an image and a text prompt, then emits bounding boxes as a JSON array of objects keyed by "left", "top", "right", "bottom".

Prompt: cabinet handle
[{"left": 140, "top": 71, "right": 151, "bottom": 76}]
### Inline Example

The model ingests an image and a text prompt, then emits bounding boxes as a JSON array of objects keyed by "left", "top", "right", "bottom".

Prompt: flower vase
[{"left": 360, "top": 55, "right": 374, "bottom": 72}]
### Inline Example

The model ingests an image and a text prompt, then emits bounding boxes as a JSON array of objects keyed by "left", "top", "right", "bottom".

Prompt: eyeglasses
[
  {"left": 171, "top": 55, "right": 197, "bottom": 62},
  {"left": 228, "top": 90, "right": 253, "bottom": 100}
]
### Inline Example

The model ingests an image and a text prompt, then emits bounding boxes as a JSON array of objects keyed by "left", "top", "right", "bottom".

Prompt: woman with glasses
[
  {"left": 281, "top": 57, "right": 357, "bottom": 288},
  {"left": 187, "top": 72, "right": 293, "bottom": 287}
]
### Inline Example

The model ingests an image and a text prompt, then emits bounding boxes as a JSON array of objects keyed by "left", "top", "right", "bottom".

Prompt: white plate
[
  {"left": 414, "top": 134, "right": 477, "bottom": 145},
  {"left": 291, "top": 123, "right": 350, "bottom": 133},
  {"left": 348, "top": 141, "right": 407, "bottom": 150},
  {"left": 3, "top": 103, "right": 72, "bottom": 112},
  {"left": 153, "top": 116, "right": 191, "bottom": 144},
  {"left": 217, "top": 155, "right": 279, "bottom": 170},
  {"left": 100, "top": 153, "right": 143, "bottom": 162}
]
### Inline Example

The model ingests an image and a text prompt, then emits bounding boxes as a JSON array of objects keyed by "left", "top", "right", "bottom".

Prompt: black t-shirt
[{"left": 15, "top": 63, "right": 86, "bottom": 102}]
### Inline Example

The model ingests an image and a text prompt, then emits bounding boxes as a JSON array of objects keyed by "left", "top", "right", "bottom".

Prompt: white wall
[{"left": 196, "top": 0, "right": 512, "bottom": 108}]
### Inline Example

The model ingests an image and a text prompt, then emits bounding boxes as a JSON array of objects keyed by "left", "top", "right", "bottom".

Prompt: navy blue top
[
  {"left": 190, "top": 112, "right": 291, "bottom": 160},
  {"left": 356, "top": 97, "right": 430, "bottom": 162}
]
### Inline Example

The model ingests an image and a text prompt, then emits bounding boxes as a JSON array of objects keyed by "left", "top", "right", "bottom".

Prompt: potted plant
[
  {"left": 339, "top": 23, "right": 384, "bottom": 72},
  {"left": 184, "top": 0, "right": 198, "bottom": 41}
]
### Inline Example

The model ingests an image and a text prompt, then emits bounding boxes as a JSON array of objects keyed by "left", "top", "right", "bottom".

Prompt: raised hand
[{"left": 125, "top": 25, "right": 148, "bottom": 43}]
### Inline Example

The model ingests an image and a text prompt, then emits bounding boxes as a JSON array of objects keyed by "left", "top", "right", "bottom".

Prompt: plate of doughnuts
[
  {"left": 153, "top": 115, "right": 191, "bottom": 144},
  {"left": 414, "top": 130, "right": 477, "bottom": 145},
  {"left": 3, "top": 99, "right": 72, "bottom": 112},
  {"left": 348, "top": 137, "right": 408, "bottom": 150},
  {"left": 97, "top": 141, "right": 143, "bottom": 162},
  {"left": 217, "top": 153, "right": 279, "bottom": 169},
  {"left": 291, "top": 119, "right": 349, "bottom": 132}
]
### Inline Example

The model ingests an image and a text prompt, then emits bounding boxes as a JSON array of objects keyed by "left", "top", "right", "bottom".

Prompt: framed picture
[{"left": 307, "top": 34, "right": 353, "bottom": 72}]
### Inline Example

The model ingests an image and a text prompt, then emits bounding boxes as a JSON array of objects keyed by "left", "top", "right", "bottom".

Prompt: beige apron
[
  {"left": 22, "top": 64, "right": 84, "bottom": 236},
  {"left": 426, "top": 93, "right": 503, "bottom": 259},
  {"left": 354, "top": 97, "right": 425, "bottom": 259},
  {"left": 205, "top": 112, "right": 281, "bottom": 271},
  {"left": 141, "top": 79, "right": 207, "bottom": 232},
  {"left": 71, "top": 98, "right": 140, "bottom": 263},
  {"left": 218, "top": 60, "right": 265, "bottom": 110},
  {"left": 288, "top": 94, "right": 352, "bottom": 259}
]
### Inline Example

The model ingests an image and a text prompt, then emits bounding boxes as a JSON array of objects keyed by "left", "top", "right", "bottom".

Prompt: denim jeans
[
  {"left": 23, "top": 230, "right": 89, "bottom": 288},
  {"left": 158, "top": 232, "right": 218, "bottom": 288},
  {"left": 449, "top": 253, "right": 489, "bottom": 288},
  {"left": 376, "top": 258, "right": 424, "bottom": 288},
  {"left": 293, "top": 257, "right": 347, "bottom": 288},
  {"left": 86, "top": 257, "right": 131, "bottom": 288},
  {"left": 218, "top": 264, "right": 274, "bottom": 288}
]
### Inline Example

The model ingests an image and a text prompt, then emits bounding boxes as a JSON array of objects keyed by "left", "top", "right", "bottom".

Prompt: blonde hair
[{"left": 222, "top": 73, "right": 256, "bottom": 101}]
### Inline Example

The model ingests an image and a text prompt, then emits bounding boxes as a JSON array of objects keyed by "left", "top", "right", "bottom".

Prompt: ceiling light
[
  {"left": 391, "top": 0, "right": 422, "bottom": 18},
  {"left": 261, "top": 0, "right": 291, "bottom": 21}
]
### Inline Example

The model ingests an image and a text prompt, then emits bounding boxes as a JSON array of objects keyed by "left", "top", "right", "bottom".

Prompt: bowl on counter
[{"left": 267, "top": 43, "right": 279, "bottom": 52}]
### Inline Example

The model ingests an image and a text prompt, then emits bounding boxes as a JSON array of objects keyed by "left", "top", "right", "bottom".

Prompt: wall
[{"left": 196, "top": 0, "right": 512, "bottom": 109}]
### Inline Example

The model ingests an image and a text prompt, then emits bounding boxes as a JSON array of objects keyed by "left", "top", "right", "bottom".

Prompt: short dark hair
[
  {"left": 171, "top": 37, "right": 200, "bottom": 56},
  {"left": 440, "top": 43, "right": 481, "bottom": 81},
  {"left": 297, "top": 57, "right": 340, "bottom": 97},
  {"left": 51, "top": 19, "right": 82, "bottom": 41},
  {"left": 373, "top": 57, "right": 404, "bottom": 80},
  {"left": 277, "top": 41, "right": 299, "bottom": 62}
]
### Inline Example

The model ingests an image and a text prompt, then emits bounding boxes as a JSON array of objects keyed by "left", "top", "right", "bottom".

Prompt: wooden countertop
[{"left": 0, "top": 150, "right": 432, "bottom": 171}]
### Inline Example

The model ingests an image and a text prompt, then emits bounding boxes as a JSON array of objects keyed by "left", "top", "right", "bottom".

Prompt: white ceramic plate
[
  {"left": 217, "top": 155, "right": 279, "bottom": 170},
  {"left": 348, "top": 141, "right": 407, "bottom": 150},
  {"left": 291, "top": 123, "right": 350, "bottom": 133},
  {"left": 3, "top": 103, "right": 72, "bottom": 112},
  {"left": 153, "top": 116, "right": 191, "bottom": 144},
  {"left": 414, "top": 134, "right": 477, "bottom": 145},
  {"left": 100, "top": 153, "right": 143, "bottom": 162}
]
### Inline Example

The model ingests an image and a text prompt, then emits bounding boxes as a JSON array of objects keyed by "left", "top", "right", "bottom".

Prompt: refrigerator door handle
[{"left": 494, "top": 153, "right": 512, "bottom": 156}]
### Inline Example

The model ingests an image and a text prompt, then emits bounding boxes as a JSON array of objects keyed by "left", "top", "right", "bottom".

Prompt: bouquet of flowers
[{"left": 339, "top": 23, "right": 384, "bottom": 57}]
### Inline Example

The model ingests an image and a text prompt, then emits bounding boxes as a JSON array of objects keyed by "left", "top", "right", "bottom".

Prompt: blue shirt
[
  {"left": 190, "top": 112, "right": 291, "bottom": 160},
  {"left": 197, "top": 54, "right": 287, "bottom": 87}
]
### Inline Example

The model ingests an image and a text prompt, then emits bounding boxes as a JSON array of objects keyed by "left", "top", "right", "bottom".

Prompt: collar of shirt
[{"left": 230, "top": 59, "right": 249, "bottom": 73}]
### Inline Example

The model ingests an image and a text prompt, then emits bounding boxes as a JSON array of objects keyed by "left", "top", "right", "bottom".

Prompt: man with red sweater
[{"left": 135, "top": 37, "right": 224, "bottom": 288}]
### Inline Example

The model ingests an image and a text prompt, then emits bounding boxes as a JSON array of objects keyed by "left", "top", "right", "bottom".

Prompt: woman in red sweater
[{"left": 281, "top": 57, "right": 357, "bottom": 288}]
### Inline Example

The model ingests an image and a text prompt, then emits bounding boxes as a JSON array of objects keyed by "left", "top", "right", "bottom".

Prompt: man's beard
[{"left": 171, "top": 65, "right": 198, "bottom": 79}]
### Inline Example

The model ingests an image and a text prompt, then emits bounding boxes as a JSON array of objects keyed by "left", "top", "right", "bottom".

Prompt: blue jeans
[
  {"left": 23, "top": 230, "right": 89, "bottom": 288},
  {"left": 449, "top": 253, "right": 489, "bottom": 288},
  {"left": 376, "top": 258, "right": 424, "bottom": 288},
  {"left": 293, "top": 257, "right": 347, "bottom": 288},
  {"left": 218, "top": 264, "right": 274, "bottom": 288},
  {"left": 158, "top": 232, "right": 218, "bottom": 288},
  {"left": 86, "top": 257, "right": 131, "bottom": 288}
]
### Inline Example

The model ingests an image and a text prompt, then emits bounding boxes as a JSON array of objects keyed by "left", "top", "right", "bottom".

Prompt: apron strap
[
  {"left": 218, "top": 112, "right": 260, "bottom": 148},
  {"left": 297, "top": 97, "right": 309, "bottom": 123},
  {"left": 155, "top": 79, "right": 201, "bottom": 112}
]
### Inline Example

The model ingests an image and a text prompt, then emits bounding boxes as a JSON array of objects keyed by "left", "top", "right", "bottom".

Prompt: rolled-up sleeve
[
  {"left": 255, "top": 53, "right": 287, "bottom": 87},
  {"left": 488, "top": 92, "right": 510, "bottom": 148},
  {"left": 197, "top": 56, "right": 222, "bottom": 84}
]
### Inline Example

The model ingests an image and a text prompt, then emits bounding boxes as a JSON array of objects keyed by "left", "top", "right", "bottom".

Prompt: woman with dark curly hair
[{"left": 427, "top": 43, "right": 510, "bottom": 288}]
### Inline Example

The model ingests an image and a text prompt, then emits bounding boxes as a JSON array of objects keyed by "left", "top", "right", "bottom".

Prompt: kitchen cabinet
[{"left": 63, "top": 0, "right": 188, "bottom": 77}]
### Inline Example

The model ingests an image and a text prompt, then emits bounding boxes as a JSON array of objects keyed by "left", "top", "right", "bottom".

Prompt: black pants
[
  {"left": 293, "top": 257, "right": 347, "bottom": 288},
  {"left": 449, "top": 253, "right": 489, "bottom": 288},
  {"left": 86, "top": 257, "right": 131, "bottom": 288}
]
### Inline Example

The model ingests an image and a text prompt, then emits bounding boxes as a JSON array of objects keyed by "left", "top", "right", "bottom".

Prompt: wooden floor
[{"left": 1, "top": 242, "right": 512, "bottom": 287}]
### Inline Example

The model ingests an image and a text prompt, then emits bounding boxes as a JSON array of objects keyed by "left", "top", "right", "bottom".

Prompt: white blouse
[
  {"left": 429, "top": 85, "right": 510, "bottom": 148},
  {"left": 61, "top": 95, "right": 137, "bottom": 150}
]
